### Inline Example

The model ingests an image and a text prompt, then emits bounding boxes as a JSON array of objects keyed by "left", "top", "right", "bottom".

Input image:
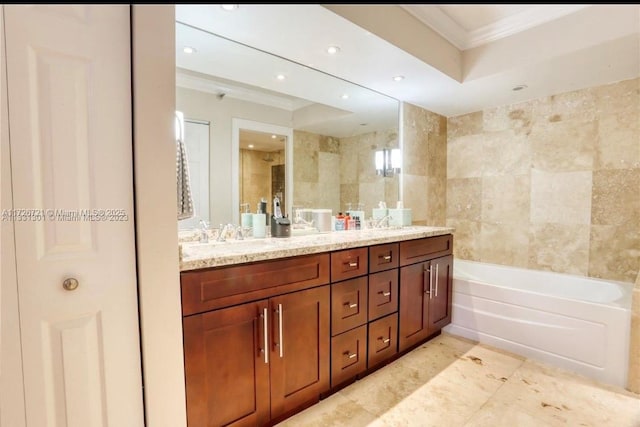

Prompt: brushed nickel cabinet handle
[
  {"left": 262, "top": 308, "right": 269, "bottom": 364},
  {"left": 430, "top": 265, "right": 434, "bottom": 299},
  {"left": 348, "top": 262, "right": 358, "bottom": 267},
  {"left": 424, "top": 266, "right": 431, "bottom": 296},
  {"left": 382, "top": 255, "right": 391, "bottom": 261},
  {"left": 348, "top": 303, "right": 358, "bottom": 308},
  {"left": 348, "top": 353, "right": 357, "bottom": 359},
  {"left": 277, "top": 303, "right": 284, "bottom": 358},
  {"left": 435, "top": 264, "right": 439, "bottom": 298},
  {"left": 381, "top": 291, "right": 391, "bottom": 297},
  {"left": 383, "top": 338, "right": 391, "bottom": 344}
]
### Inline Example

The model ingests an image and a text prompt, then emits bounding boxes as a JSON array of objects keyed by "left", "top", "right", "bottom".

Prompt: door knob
[{"left": 62, "top": 278, "right": 79, "bottom": 291}]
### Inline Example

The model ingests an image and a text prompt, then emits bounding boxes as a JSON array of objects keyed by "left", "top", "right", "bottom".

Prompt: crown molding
[{"left": 401, "top": 5, "right": 589, "bottom": 50}]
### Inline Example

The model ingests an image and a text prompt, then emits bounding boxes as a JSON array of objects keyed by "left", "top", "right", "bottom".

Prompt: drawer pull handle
[
  {"left": 383, "top": 255, "right": 392, "bottom": 261},
  {"left": 380, "top": 291, "right": 391, "bottom": 297},
  {"left": 347, "top": 303, "right": 357, "bottom": 309},
  {"left": 348, "top": 262, "right": 358, "bottom": 268},
  {"left": 383, "top": 338, "right": 391, "bottom": 344},
  {"left": 277, "top": 304, "right": 284, "bottom": 358},
  {"left": 348, "top": 353, "right": 357, "bottom": 359}
]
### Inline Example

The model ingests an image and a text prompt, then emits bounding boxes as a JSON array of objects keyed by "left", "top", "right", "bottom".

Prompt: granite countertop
[{"left": 179, "top": 225, "right": 454, "bottom": 271}]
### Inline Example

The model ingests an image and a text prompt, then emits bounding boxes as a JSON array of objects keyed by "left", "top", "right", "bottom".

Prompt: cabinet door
[
  {"left": 399, "top": 262, "right": 430, "bottom": 352},
  {"left": 428, "top": 255, "right": 453, "bottom": 333},
  {"left": 183, "top": 301, "right": 270, "bottom": 427},
  {"left": 270, "top": 285, "right": 330, "bottom": 419}
]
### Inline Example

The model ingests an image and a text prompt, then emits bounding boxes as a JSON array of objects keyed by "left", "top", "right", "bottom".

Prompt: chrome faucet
[
  {"left": 199, "top": 220, "right": 210, "bottom": 243},
  {"left": 216, "top": 223, "right": 228, "bottom": 242}
]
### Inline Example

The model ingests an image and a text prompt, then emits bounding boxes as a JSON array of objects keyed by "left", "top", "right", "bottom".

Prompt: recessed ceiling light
[
  {"left": 393, "top": 75, "right": 405, "bottom": 82},
  {"left": 276, "top": 74, "right": 286, "bottom": 81},
  {"left": 183, "top": 46, "right": 196, "bottom": 54},
  {"left": 512, "top": 84, "right": 528, "bottom": 91},
  {"left": 341, "top": 94, "right": 349, "bottom": 99},
  {"left": 221, "top": 5, "right": 238, "bottom": 11},
  {"left": 271, "top": 134, "right": 277, "bottom": 139},
  {"left": 327, "top": 45, "right": 340, "bottom": 55},
  {"left": 248, "top": 144, "right": 254, "bottom": 149}
]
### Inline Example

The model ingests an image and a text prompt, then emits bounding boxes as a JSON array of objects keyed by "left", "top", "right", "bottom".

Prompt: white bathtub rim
[{"left": 453, "top": 259, "right": 633, "bottom": 310}]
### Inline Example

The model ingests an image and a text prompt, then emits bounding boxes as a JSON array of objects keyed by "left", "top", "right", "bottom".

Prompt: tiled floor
[{"left": 277, "top": 333, "right": 640, "bottom": 426}]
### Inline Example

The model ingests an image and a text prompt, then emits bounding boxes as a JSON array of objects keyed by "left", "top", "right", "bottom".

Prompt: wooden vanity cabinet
[
  {"left": 398, "top": 236, "right": 453, "bottom": 353},
  {"left": 181, "top": 255, "right": 330, "bottom": 427},
  {"left": 181, "top": 234, "right": 453, "bottom": 426}
]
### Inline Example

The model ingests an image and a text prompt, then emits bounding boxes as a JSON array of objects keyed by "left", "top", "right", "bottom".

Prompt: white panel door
[
  {"left": 179, "top": 120, "right": 210, "bottom": 230},
  {"left": 4, "top": 5, "right": 144, "bottom": 427}
]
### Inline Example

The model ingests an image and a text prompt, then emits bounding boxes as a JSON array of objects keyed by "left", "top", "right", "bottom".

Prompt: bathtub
[{"left": 443, "top": 260, "right": 633, "bottom": 387}]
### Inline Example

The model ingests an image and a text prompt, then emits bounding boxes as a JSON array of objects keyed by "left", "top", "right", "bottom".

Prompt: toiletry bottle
[
  {"left": 344, "top": 212, "right": 351, "bottom": 230},
  {"left": 335, "top": 212, "right": 345, "bottom": 231},
  {"left": 253, "top": 202, "right": 266, "bottom": 238},
  {"left": 355, "top": 216, "right": 361, "bottom": 230}
]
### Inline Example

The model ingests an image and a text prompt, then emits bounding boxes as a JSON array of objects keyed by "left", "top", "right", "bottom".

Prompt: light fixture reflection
[{"left": 375, "top": 148, "right": 401, "bottom": 177}]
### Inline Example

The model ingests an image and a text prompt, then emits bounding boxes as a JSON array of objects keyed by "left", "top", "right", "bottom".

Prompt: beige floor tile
[
  {"left": 483, "top": 360, "right": 640, "bottom": 427},
  {"left": 464, "top": 398, "right": 554, "bottom": 427},
  {"left": 278, "top": 335, "right": 640, "bottom": 427},
  {"left": 276, "top": 392, "right": 382, "bottom": 427}
]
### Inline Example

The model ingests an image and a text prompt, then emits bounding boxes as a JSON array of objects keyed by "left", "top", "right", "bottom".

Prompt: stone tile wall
[
  {"left": 445, "top": 78, "right": 639, "bottom": 393},
  {"left": 446, "top": 78, "right": 639, "bottom": 284}
]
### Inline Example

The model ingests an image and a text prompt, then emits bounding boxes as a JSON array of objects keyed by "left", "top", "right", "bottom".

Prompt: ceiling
[{"left": 175, "top": 4, "right": 639, "bottom": 118}]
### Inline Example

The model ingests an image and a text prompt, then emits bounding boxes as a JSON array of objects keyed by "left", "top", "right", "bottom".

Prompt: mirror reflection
[{"left": 175, "top": 20, "right": 400, "bottom": 228}]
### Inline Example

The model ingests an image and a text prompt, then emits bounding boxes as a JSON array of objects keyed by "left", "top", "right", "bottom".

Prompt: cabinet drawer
[
  {"left": 399, "top": 235, "right": 453, "bottom": 267},
  {"left": 369, "top": 243, "right": 399, "bottom": 273},
  {"left": 368, "top": 269, "right": 398, "bottom": 321},
  {"left": 331, "top": 325, "right": 367, "bottom": 387},
  {"left": 331, "top": 247, "right": 368, "bottom": 282},
  {"left": 331, "top": 277, "right": 368, "bottom": 336},
  {"left": 181, "top": 253, "right": 330, "bottom": 316},
  {"left": 368, "top": 313, "right": 398, "bottom": 369}
]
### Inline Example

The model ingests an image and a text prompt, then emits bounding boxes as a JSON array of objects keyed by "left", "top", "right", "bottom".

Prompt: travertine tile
[
  {"left": 427, "top": 132, "right": 447, "bottom": 180},
  {"left": 629, "top": 287, "right": 640, "bottom": 393},
  {"left": 588, "top": 224, "right": 640, "bottom": 283},
  {"left": 592, "top": 77, "right": 640, "bottom": 115},
  {"left": 425, "top": 175, "right": 447, "bottom": 225},
  {"left": 529, "top": 223, "right": 590, "bottom": 276},
  {"left": 448, "top": 111, "right": 483, "bottom": 138},
  {"left": 447, "top": 178, "right": 482, "bottom": 221},
  {"left": 530, "top": 169, "right": 592, "bottom": 225},
  {"left": 319, "top": 135, "right": 340, "bottom": 153},
  {"left": 480, "top": 222, "right": 529, "bottom": 268},
  {"left": 530, "top": 118, "right": 596, "bottom": 172},
  {"left": 487, "top": 360, "right": 640, "bottom": 427},
  {"left": 591, "top": 168, "right": 640, "bottom": 226},
  {"left": 447, "top": 219, "right": 482, "bottom": 261},
  {"left": 447, "top": 134, "right": 484, "bottom": 178},
  {"left": 482, "top": 102, "right": 533, "bottom": 133},
  {"left": 482, "top": 130, "right": 530, "bottom": 176},
  {"left": 402, "top": 125, "right": 428, "bottom": 176},
  {"left": 531, "top": 88, "right": 596, "bottom": 123},
  {"left": 278, "top": 392, "right": 382, "bottom": 427},
  {"left": 596, "top": 110, "right": 640, "bottom": 170},
  {"left": 276, "top": 335, "right": 640, "bottom": 427},
  {"left": 482, "top": 174, "right": 530, "bottom": 223},
  {"left": 402, "top": 174, "right": 429, "bottom": 223}
]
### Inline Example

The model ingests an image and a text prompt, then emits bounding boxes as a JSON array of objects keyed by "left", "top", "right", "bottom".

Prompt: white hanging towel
[{"left": 176, "top": 113, "right": 194, "bottom": 220}]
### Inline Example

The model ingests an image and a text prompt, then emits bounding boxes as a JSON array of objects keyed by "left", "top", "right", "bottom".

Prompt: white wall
[
  {"left": 176, "top": 87, "right": 292, "bottom": 224},
  {"left": 133, "top": 6, "right": 187, "bottom": 427}
]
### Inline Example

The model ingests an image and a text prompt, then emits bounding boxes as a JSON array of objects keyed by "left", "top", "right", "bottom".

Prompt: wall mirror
[{"left": 175, "top": 19, "right": 400, "bottom": 227}]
